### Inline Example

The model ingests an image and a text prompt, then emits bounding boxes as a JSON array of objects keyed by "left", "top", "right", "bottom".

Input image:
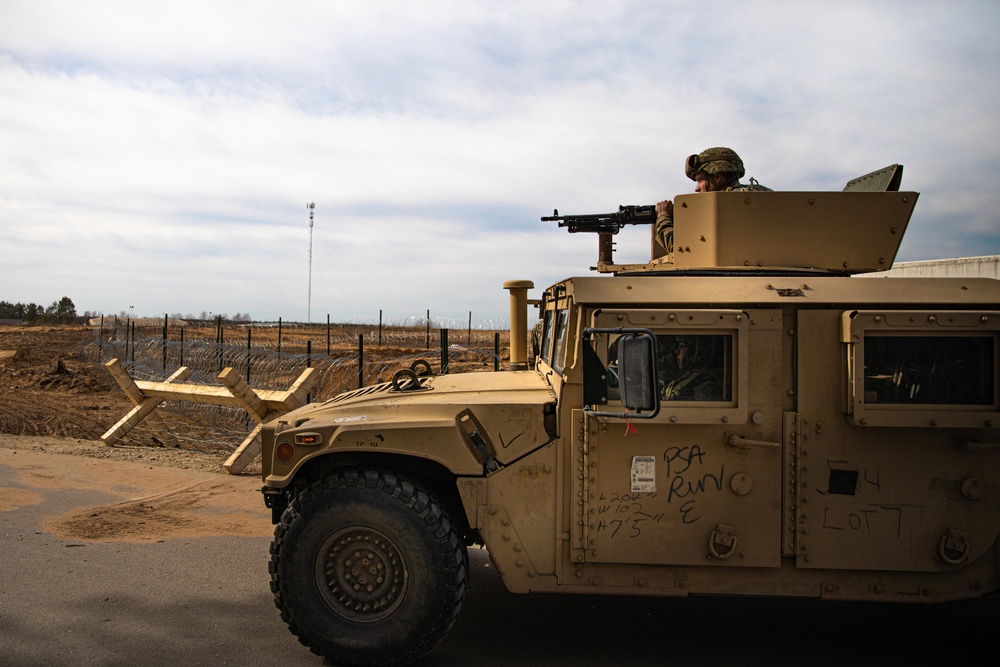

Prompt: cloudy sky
[{"left": 2, "top": 0, "right": 998, "bottom": 325}]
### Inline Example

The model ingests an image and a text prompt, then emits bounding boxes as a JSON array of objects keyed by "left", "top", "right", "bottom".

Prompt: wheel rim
[{"left": 315, "top": 526, "right": 408, "bottom": 622}]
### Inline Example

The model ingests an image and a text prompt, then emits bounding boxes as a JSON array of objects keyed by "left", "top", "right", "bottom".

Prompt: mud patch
[
  {"left": 46, "top": 477, "right": 272, "bottom": 543},
  {"left": 0, "top": 486, "right": 44, "bottom": 511}
]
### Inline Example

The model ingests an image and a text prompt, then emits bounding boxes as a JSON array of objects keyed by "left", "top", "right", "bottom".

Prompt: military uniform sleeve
[{"left": 654, "top": 212, "right": 673, "bottom": 254}]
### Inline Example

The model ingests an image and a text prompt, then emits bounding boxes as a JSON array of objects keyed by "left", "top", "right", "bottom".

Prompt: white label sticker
[
  {"left": 631, "top": 455, "right": 656, "bottom": 493},
  {"left": 333, "top": 415, "right": 367, "bottom": 423}
]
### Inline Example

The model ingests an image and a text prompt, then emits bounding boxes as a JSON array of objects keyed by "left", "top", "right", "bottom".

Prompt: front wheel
[{"left": 269, "top": 470, "right": 468, "bottom": 666}]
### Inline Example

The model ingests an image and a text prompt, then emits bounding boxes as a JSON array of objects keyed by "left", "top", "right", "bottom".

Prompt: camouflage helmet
[
  {"left": 685, "top": 147, "right": 745, "bottom": 181},
  {"left": 673, "top": 335, "right": 715, "bottom": 369}
]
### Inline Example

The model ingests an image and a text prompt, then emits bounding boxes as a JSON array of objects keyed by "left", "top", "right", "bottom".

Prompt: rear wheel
[{"left": 269, "top": 470, "right": 467, "bottom": 666}]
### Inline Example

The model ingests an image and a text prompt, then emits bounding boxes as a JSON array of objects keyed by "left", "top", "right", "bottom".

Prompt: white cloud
[{"left": 1, "top": 0, "right": 998, "bottom": 321}]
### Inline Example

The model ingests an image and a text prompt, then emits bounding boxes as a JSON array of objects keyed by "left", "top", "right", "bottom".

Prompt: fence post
[
  {"left": 98, "top": 315, "right": 104, "bottom": 361},
  {"left": 358, "top": 333, "right": 364, "bottom": 389},
  {"left": 217, "top": 315, "right": 224, "bottom": 373},
  {"left": 440, "top": 328, "right": 449, "bottom": 374},
  {"left": 180, "top": 327, "right": 184, "bottom": 366},
  {"left": 130, "top": 322, "right": 135, "bottom": 363},
  {"left": 494, "top": 332, "right": 500, "bottom": 372},
  {"left": 378, "top": 309, "right": 383, "bottom": 347},
  {"left": 306, "top": 340, "right": 312, "bottom": 404},
  {"left": 467, "top": 311, "right": 472, "bottom": 346},
  {"left": 278, "top": 317, "right": 282, "bottom": 359},
  {"left": 327, "top": 314, "right": 331, "bottom": 356},
  {"left": 425, "top": 309, "right": 430, "bottom": 349},
  {"left": 162, "top": 313, "right": 168, "bottom": 372}
]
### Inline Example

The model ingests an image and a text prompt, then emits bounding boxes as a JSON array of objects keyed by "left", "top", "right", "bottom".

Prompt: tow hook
[{"left": 709, "top": 523, "right": 738, "bottom": 559}]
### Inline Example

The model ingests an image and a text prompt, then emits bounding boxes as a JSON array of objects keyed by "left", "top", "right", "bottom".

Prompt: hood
[
  {"left": 264, "top": 370, "right": 558, "bottom": 486},
  {"left": 289, "top": 369, "right": 555, "bottom": 421}
]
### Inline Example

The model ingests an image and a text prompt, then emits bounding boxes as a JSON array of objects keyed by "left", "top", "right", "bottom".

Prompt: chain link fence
[{"left": 84, "top": 320, "right": 510, "bottom": 455}]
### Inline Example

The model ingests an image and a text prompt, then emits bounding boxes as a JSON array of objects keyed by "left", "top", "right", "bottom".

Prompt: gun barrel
[{"left": 542, "top": 204, "right": 656, "bottom": 233}]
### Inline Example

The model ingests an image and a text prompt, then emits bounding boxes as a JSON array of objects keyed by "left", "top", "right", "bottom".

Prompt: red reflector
[{"left": 276, "top": 442, "right": 294, "bottom": 461}]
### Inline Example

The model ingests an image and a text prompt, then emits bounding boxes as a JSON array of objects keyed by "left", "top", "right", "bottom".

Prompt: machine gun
[{"left": 541, "top": 204, "right": 656, "bottom": 234}]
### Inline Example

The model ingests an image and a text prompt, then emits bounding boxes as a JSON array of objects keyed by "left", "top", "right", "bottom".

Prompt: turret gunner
[{"left": 654, "top": 147, "right": 771, "bottom": 254}]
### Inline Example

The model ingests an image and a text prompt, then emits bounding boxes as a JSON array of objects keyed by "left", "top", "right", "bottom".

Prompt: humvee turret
[{"left": 261, "top": 166, "right": 1000, "bottom": 665}]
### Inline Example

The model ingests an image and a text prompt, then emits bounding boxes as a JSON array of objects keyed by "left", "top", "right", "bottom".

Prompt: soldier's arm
[{"left": 653, "top": 199, "right": 674, "bottom": 254}]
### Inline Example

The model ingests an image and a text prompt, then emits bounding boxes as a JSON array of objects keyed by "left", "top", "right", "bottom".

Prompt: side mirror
[{"left": 582, "top": 328, "right": 660, "bottom": 419}]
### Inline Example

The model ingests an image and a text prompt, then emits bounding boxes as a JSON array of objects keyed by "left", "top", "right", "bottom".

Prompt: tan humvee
[{"left": 261, "top": 166, "right": 1000, "bottom": 665}]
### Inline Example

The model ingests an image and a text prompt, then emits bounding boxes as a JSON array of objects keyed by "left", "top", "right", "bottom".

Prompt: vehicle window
[
  {"left": 657, "top": 334, "right": 733, "bottom": 402},
  {"left": 587, "top": 309, "right": 749, "bottom": 424},
  {"left": 539, "top": 311, "right": 554, "bottom": 364},
  {"left": 551, "top": 309, "right": 569, "bottom": 374},
  {"left": 864, "top": 335, "right": 995, "bottom": 406},
  {"left": 604, "top": 332, "right": 733, "bottom": 402}
]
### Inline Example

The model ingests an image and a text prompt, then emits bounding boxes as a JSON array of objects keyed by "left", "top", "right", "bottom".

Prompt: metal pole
[
  {"left": 467, "top": 311, "right": 472, "bottom": 346},
  {"left": 306, "top": 340, "right": 312, "bottom": 404},
  {"left": 378, "top": 309, "right": 383, "bottom": 347},
  {"left": 217, "top": 315, "right": 223, "bottom": 373},
  {"left": 327, "top": 314, "right": 331, "bottom": 356},
  {"left": 162, "top": 313, "right": 167, "bottom": 372},
  {"left": 245, "top": 326, "right": 253, "bottom": 430},
  {"left": 494, "top": 332, "right": 500, "bottom": 372},
  {"left": 357, "top": 333, "right": 364, "bottom": 389},
  {"left": 307, "top": 202, "right": 315, "bottom": 323},
  {"left": 440, "top": 328, "right": 449, "bottom": 375},
  {"left": 426, "top": 309, "right": 430, "bottom": 349}
]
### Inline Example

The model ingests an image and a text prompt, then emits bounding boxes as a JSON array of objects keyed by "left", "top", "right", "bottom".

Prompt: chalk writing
[
  {"left": 863, "top": 468, "right": 882, "bottom": 492},
  {"left": 595, "top": 446, "right": 726, "bottom": 538},
  {"left": 662, "top": 446, "right": 725, "bottom": 524},
  {"left": 663, "top": 445, "right": 706, "bottom": 476},
  {"left": 596, "top": 492, "right": 664, "bottom": 539},
  {"left": 667, "top": 467, "right": 725, "bottom": 503},
  {"left": 679, "top": 499, "right": 700, "bottom": 525},
  {"left": 821, "top": 505, "right": 903, "bottom": 538}
]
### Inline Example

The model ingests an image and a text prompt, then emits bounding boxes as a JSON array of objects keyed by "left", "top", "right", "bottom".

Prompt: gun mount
[
  {"left": 548, "top": 191, "right": 918, "bottom": 276},
  {"left": 541, "top": 204, "right": 656, "bottom": 234},
  {"left": 545, "top": 164, "right": 916, "bottom": 276}
]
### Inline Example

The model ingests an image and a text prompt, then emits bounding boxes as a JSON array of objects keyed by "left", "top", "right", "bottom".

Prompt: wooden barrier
[{"left": 102, "top": 358, "right": 317, "bottom": 474}]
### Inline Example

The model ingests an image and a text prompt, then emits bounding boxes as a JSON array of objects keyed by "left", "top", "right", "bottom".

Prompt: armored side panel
[
  {"left": 673, "top": 191, "right": 918, "bottom": 273},
  {"left": 795, "top": 307, "right": 1000, "bottom": 573}
]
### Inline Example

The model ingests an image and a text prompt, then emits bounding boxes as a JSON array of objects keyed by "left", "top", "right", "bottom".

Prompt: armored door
[{"left": 573, "top": 308, "right": 786, "bottom": 568}]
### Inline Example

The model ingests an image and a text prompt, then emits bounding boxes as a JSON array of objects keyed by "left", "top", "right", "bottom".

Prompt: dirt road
[{"left": 3, "top": 326, "right": 999, "bottom": 665}]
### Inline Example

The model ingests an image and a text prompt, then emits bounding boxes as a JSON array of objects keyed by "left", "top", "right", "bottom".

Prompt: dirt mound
[
  {"left": 47, "top": 476, "right": 271, "bottom": 542},
  {"left": 0, "top": 446, "right": 270, "bottom": 542},
  {"left": 0, "top": 326, "right": 126, "bottom": 439}
]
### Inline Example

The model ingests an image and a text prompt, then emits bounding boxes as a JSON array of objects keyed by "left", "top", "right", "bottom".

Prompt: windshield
[{"left": 551, "top": 309, "right": 569, "bottom": 374}]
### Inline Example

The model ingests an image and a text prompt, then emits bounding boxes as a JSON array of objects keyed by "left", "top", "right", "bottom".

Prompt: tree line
[
  {"left": 0, "top": 296, "right": 84, "bottom": 324},
  {"left": 0, "top": 298, "right": 259, "bottom": 325}
]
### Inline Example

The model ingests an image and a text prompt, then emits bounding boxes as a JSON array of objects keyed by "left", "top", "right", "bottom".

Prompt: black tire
[{"left": 269, "top": 469, "right": 468, "bottom": 666}]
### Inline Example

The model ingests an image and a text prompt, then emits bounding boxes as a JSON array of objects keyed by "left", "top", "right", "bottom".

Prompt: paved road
[{"left": 2, "top": 449, "right": 997, "bottom": 666}]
